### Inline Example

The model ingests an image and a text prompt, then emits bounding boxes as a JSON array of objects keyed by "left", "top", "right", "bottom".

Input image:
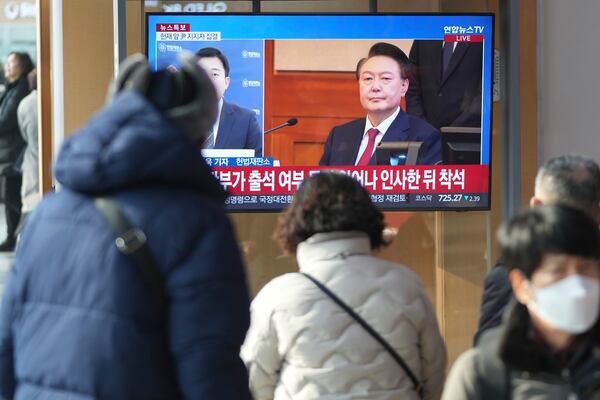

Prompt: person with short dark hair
[
  {"left": 195, "top": 47, "right": 262, "bottom": 156},
  {"left": 319, "top": 42, "right": 441, "bottom": 166},
  {"left": 532, "top": 154, "right": 600, "bottom": 218},
  {"left": 0, "top": 51, "right": 34, "bottom": 251},
  {"left": 443, "top": 204, "right": 600, "bottom": 399},
  {"left": 242, "top": 172, "right": 446, "bottom": 399},
  {"left": 474, "top": 154, "right": 600, "bottom": 344},
  {"left": 0, "top": 53, "right": 252, "bottom": 399}
]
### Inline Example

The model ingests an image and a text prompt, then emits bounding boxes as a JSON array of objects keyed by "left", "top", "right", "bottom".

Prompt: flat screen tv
[{"left": 146, "top": 13, "right": 494, "bottom": 211}]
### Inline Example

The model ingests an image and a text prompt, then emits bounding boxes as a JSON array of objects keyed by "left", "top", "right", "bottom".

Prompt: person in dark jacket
[
  {"left": 0, "top": 51, "right": 33, "bottom": 251},
  {"left": 406, "top": 40, "right": 482, "bottom": 129},
  {"left": 474, "top": 154, "right": 600, "bottom": 344},
  {"left": 444, "top": 204, "right": 600, "bottom": 400},
  {"left": 0, "top": 53, "right": 252, "bottom": 399}
]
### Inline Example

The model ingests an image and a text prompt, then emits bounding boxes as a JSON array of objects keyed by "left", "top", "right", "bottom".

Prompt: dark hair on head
[
  {"left": 363, "top": 42, "right": 412, "bottom": 79},
  {"left": 535, "top": 154, "right": 600, "bottom": 218},
  {"left": 9, "top": 51, "right": 34, "bottom": 78},
  {"left": 497, "top": 204, "right": 600, "bottom": 278},
  {"left": 355, "top": 57, "right": 367, "bottom": 80},
  {"left": 274, "top": 172, "right": 388, "bottom": 254},
  {"left": 27, "top": 69, "right": 36, "bottom": 91},
  {"left": 195, "top": 47, "right": 229, "bottom": 76}
]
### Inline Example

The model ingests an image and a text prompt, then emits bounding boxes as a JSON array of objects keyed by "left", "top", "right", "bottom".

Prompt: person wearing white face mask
[
  {"left": 442, "top": 204, "right": 600, "bottom": 400},
  {"left": 474, "top": 154, "right": 600, "bottom": 344}
]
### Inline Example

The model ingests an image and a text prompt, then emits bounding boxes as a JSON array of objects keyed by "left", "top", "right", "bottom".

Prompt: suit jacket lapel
[
  {"left": 349, "top": 119, "right": 367, "bottom": 164},
  {"left": 215, "top": 100, "right": 233, "bottom": 148},
  {"left": 380, "top": 111, "right": 410, "bottom": 142},
  {"left": 441, "top": 42, "right": 470, "bottom": 86},
  {"left": 431, "top": 40, "right": 443, "bottom": 86},
  {"left": 368, "top": 112, "right": 410, "bottom": 165}
]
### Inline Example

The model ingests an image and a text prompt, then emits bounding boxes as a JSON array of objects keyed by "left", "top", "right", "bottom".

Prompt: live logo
[{"left": 444, "top": 34, "right": 484, "bottom": 42}]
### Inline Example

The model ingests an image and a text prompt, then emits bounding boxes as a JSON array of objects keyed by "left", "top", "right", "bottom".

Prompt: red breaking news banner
[
  {"left": 156, "top": 23, "right": 190, "bottom": 32},
  {"left": 212, "top": 165, "right": 489, "bottom": 195}
]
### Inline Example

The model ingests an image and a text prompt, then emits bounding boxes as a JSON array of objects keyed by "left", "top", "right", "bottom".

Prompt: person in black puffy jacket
[{"left": 0, "top": 51, "right": 33, "bottom": 251}]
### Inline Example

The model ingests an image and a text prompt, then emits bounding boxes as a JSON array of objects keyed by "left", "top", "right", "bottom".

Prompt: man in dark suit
[
  {"left": 319, "top": 42, "right": 441, "bottom": 166},
  {"left": 406, "top": 40, "right": 483, "bottom": 129},
  {"left": 196, "top": 47, "right": 262, "bottom": 156}
]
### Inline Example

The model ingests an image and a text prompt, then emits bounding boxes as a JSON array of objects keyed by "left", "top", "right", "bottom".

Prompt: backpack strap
[
  {"left": 301, "top": 272, "right": 423, "bottom": 397},
  {"left": 94, "top": 196, "right": 168, "bottom": 316}
]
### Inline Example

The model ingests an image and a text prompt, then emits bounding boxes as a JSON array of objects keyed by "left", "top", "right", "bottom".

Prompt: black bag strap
[
  {"left": 94, "top": 196, "right": 168, "bottom": 316},
  {"left": 300, "top": 272, "right": 423, "bottom": 397}
]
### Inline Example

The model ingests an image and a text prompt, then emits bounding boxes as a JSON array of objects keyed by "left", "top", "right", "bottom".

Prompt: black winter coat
[{"left": 0, "top": 76, "right": 29, "bottom": 175}]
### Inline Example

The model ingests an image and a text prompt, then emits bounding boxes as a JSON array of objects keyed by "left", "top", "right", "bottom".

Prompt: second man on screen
[{"left": 196, "top": 47, "right": 263, "bottom": 157}]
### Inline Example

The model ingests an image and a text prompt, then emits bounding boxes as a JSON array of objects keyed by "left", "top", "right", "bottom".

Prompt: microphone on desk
[{"left": 264, "top": 118, "right": 298, "bottom": 135}]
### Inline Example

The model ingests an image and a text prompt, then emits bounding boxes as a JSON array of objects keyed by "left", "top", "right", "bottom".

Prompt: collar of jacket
[
  {"left": 496, "top": 302, "right": 600, "bottom": 375},
  {"left": 5, "top": 75, "right": 25, "bottom": 89},
  {"left": 296, "top": 231, "right": 371, "bottom": 271},
  {"left": 0, "top": 75, "right": 27, "bottom": 102}
]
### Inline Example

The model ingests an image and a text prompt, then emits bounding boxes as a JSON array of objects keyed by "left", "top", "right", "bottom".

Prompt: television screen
[{"left": 146, "top": 13, "right": 494, "bottom": 211}]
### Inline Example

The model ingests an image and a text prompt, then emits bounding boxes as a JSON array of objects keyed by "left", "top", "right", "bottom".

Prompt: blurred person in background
[
  {"left": 0, "top": 62, "right": 6, "bottom": 97},
  {"left": 242, "top": 172, "right": 446, "bottom": 400},
  {"left": 0, "top": 51, "right": 33, "bottom": 251},
  {"left": 474, "top": 154, "right": 600, "bottom": 344},
  {"left": 443, "top": 204, "right": 600, "bottom": 399},
  {"left": 0, "top": 53, "right": 251, "bottom": 399},
  {"left": 16, "top": 68, "right": 39, "bottom": 228}
]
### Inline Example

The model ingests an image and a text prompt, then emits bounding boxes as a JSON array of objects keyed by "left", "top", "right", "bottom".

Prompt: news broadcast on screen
[{"left": 146, "top": 13, "right": 494, "bottom": 211}]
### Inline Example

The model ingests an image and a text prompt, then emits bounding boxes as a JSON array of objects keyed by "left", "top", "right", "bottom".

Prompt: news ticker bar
[{"left": 224, "top": 193, "right": 489, "bottom": 211}]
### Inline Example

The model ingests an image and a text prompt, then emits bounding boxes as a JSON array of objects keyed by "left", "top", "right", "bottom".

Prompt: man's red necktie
[{"left": 356, "top": 128, "right": 379, "bottom": 166}]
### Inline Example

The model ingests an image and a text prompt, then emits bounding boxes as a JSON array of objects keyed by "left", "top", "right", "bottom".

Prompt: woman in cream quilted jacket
[{"left": 241, "top": 172, "right": 447, "bottom": 400}]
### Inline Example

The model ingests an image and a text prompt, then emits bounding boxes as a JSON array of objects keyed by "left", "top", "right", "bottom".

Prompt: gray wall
[{"left": 539, "top": 0, "right": 600, "bottom": 163}]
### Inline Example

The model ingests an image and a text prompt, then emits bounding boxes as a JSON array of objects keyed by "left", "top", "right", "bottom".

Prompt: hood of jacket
[
  {"left": 296, "top": 231, "right": 372, "bottom": 270},
  {"left": 54, "top": 91, "right": 225, "bottom": 202}
]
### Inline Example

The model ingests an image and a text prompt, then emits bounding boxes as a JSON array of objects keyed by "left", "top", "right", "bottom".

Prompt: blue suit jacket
[
  {"left": 215, "top": 100, "right": 262, "bottom": 157},
  {"left": 319, "top": 110, "right": 441, "bottom": 166}
]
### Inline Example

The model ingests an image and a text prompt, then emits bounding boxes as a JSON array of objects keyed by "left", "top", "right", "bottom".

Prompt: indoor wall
[
  {"left": 538, "top": 0, "right": 600, "bottom": 164},
  {"left": 44, "top": 0, "right": 539, "bottom": 368}
]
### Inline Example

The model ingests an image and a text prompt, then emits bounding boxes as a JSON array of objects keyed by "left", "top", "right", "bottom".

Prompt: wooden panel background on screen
[{"left": 264, "top": 40, "right": 412, "bottom": 166}]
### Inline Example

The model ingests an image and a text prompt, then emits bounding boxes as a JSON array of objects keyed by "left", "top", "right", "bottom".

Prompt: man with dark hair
[
  {"left": 444, "top": 204, "right": 600, "bottom": 399},
  {"left": 474, "top": 154, "right": 600, "bottom": 343},
  {"left": 195, "top": 47, "right": 262, "bottom": 156},
  {"left": 0, "top": 54, "right": 252, "bottom": 399},
  {"left": 319, "top": 42, "right": 441, "bottom": 166}
]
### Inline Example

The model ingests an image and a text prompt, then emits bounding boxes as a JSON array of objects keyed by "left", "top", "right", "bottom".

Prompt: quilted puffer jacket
[
  {"left": 0, "top": 91, "right": 251, "bottom": 399},
  {"left": 241, "top": 231, "right": 447, "bottom": 400}
]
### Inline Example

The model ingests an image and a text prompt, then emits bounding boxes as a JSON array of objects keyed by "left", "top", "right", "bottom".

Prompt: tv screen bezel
[{"left": 145, "top": 12, "right": 495, "bottom": 212}]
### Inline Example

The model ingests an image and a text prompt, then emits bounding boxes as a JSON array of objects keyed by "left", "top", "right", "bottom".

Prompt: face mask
[{"left": 527, "top": 274, "right": 600, "bottom": 334}]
